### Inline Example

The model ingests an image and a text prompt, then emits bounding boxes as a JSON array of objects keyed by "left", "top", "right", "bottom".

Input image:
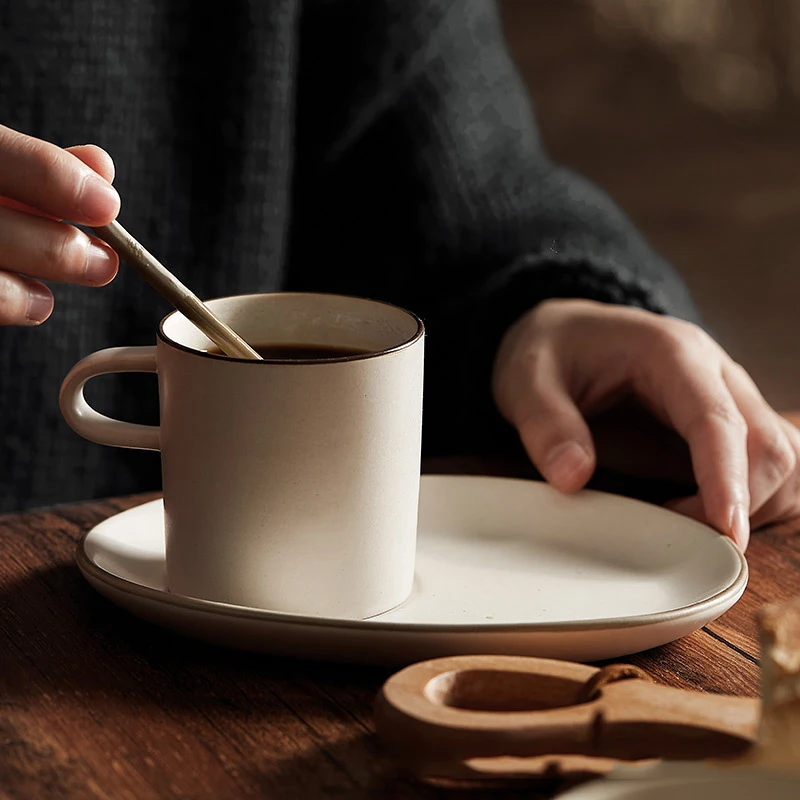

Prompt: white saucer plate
[
  {"left": 558, "top": 763, "right": 800, "bottom": 799},
  {"left": 77, "top": 475, "right": 747, "bottom": 664}
]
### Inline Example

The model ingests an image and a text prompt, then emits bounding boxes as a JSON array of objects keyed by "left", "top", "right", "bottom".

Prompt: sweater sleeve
[{"left": 288, "top": 0, "right": 700, "bottom": 456}]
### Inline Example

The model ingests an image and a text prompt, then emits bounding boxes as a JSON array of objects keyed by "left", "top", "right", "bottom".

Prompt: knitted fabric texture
[{"left": 0, "top": 0, "right": 698, "bottom": 511}]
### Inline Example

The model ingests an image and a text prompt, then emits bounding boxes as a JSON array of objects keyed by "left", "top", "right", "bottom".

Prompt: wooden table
[{"left": 3, "top": 463, "right": 800, "bottom": 800}]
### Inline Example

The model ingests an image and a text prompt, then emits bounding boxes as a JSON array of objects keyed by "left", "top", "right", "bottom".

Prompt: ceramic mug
[{"left": 60, "top": 293, "right": 425, "bottom": 619}]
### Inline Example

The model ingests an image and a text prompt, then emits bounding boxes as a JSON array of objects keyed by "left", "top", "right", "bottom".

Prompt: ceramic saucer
[
  {"left": 557, "top": 763, "right": 800, "bottom": 799},
  {"left": 77, "top": 474, "right": 747, "bottom": 664}
]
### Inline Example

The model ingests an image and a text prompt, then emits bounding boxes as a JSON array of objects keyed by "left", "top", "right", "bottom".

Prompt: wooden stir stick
[{"left": 92, "top": 220, "right": 262, "bottom": 360}]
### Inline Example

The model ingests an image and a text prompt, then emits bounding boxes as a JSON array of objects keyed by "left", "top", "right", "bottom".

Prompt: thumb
[{"left": 513, "top": 354, "right": 596, "bottom": 493}]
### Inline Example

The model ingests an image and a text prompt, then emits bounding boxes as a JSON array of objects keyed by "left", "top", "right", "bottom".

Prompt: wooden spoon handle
[
  {"left": 92, "top": 221, "right": 261, "bottom": 360},
  {"left": 595, "top": 679, "right": 758, "bottom": 760}
]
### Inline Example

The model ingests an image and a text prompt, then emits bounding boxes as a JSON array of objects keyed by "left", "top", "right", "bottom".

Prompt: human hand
[
  {"left": 0, "top": 124, "right": 120, "bottom": 325},
  {"left": 492, "top": 298, "right": 800, "bottom": 551}
]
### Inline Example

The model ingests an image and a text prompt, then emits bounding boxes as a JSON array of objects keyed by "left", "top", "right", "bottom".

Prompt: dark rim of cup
[{"left": 157, "top": 292, "right": 425, "bottom": 363}]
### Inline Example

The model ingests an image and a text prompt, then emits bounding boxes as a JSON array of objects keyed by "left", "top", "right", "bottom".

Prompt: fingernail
[
  {"left": 84, "top": 241, "right": 118, "bottom": 285},
  {"left": 544, "top": 441, "right": 591, "bottom": 491},
  {"left": 26, "top": 286, "right": 54, "bottom": 324},
  {"left": 729, "top": 503, "right": 750, "bottom": 552},
  {"left": 78, "top": 173, "right": 120, "bottom": 223}
]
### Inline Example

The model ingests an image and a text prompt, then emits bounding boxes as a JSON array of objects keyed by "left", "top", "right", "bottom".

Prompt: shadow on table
[
  {"left": 1, "top": 562, "right": 390, "bottom": 695},
  {"left": 238, "top": 734, "right": 561, "bottom": 800},
  {"left": 1, "top": 423, "right": 697, "bottom": 800},
  {"left": 2, "top": 562, "right": 561, "bottom": 798}
]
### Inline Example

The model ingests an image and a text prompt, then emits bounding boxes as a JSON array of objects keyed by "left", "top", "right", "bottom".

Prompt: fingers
[
  {"left": 723, "top": 362, "right": 797, "bottom": 517},
  {"left": 0, "top": 271, "right": 54, "bottom": 326},
  {"left": 678, "top": 362, "right": 800, "bottom": 544},
  {"left": 649, "top": 326, "right": 800, "bottom": 549},
  {"left": 0, "top": 204, "right": 118, "bottom": 285},
  {"left": 509, "top": 348, "right": 596, "bottom": 493},
  {"left": 0, "top": 125, "right": 119, "bottom": 224},
  {"left": 664, "top": 492, "right": 752, "bottom": 552},
  {"left": 749, "top": 417, "right": 800, "bottom": 530},
  {"left": 493, "top": 300, "right": 800, "bottom": 548},
  {"left": 668, "top": 415, "right": 800, "bottom": 548},
  {"left": 634, "top": 324, "right": 751, "bottom": 548},
  {"left": 0, "top": 131, "right": 120, "bottom": 325}
]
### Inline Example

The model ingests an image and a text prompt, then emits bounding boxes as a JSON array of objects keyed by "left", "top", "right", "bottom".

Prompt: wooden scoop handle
[{"left": 585, "top": 678, "right": 757, "bottom": 759}]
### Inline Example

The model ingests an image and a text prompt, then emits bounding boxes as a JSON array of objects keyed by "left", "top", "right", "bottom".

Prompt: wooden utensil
[
  {"left": 730, "top": 595, "right": 800, "bottom": 771},
  {"left": 376, "top": 596, "right": 800, "bottom": 787},
  {"left": 92, "top": 220, "right": 261, "bottom": 360},
  {"left": 375, "top": 654, "right": 759, "bottom": 784},
  {"left": 557, "top": 598, "right": 800, "bottom": 795}
]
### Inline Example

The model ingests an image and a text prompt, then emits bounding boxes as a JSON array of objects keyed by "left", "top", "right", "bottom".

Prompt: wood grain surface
[{"left": 3, "top": 460, "right": 800, "bottom": 799}]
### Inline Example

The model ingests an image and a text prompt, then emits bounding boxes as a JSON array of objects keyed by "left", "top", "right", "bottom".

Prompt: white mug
[{"left": 60, "top": 293, "right": 424, "bottom": 619}]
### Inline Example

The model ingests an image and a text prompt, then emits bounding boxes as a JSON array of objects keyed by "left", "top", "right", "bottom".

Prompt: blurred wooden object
[{"left": 746, "top": 596, "right": 800, "bottom": 770}]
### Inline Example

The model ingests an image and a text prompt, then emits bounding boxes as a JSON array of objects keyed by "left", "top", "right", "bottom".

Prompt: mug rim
[{"left": 157, "top": 291, "right": 425, "bottom": 364}]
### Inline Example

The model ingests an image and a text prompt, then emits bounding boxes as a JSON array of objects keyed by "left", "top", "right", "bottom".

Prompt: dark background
[{"left": 500, "top": 0, "right": 800, "bottom": 410}]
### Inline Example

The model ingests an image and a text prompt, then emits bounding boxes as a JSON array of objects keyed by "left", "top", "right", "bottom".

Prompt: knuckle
[
  {"left": 754, "top": 429, "right": 797, "bottom": 483},
  {"left": 691, "top": 401, "right": 747, "bottom": 436},
  {"left": 16, "top": 135, "right": 82, "bottom": 206},
  {"left": 43, "top": 225, "right": 87, "bottom": 279},
  {"left": 730, "top": 361, "right": 750, "bottom": 377},
  {"left": 502, "top": 346, "right": 558, "bottom": 425},
  {"left": 730, "top": 360, "right": 765, "bottom": 394},
  {"left": 518, "top": 343, "right": 546, "bottom": 377},
  {"left": 652, "top": 318, "right": 714, "bottom": 358},
  {"left": 648, "top": 322, "right": 686, "bottom": 357},
  {"left": 17, "top": 135, "right": 60, "bottom": 182}
]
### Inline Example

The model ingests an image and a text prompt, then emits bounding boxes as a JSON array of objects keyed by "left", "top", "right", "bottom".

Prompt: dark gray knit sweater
[{"left": 0, "top": 0, "right": 697, "bottom": 511}]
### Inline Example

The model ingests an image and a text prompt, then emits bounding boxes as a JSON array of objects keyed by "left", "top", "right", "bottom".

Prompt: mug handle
[{"left": 59, "top": 346, "right": 160, "bottom": 451}]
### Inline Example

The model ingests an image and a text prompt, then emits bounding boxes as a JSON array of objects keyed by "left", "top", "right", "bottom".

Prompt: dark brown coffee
[{"left": 205, "top": 342, "right": 372, "bottom": 360}]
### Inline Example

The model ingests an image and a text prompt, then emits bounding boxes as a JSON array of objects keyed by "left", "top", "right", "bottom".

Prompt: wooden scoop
[
  {"left": 375, "top": 597, "right": 800, "bottom": 787},
  {"left": 375, "top": 655, "right": 759, "bottom": 784}
]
